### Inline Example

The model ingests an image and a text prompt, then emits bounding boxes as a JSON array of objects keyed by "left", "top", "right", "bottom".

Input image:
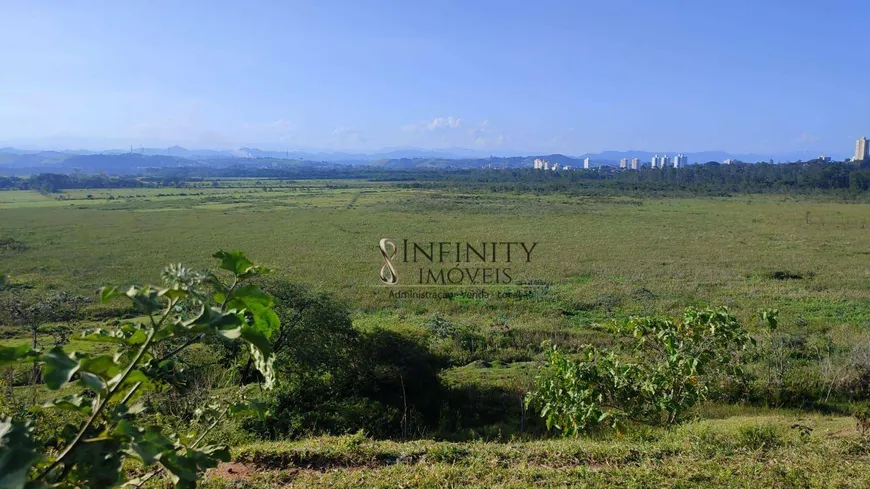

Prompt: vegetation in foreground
[
  {"left": 1, "top": 252, "right": 278, "bottom": 488},
  {"left": 198, "top": 415, "right": 870, "bottom": 488}
]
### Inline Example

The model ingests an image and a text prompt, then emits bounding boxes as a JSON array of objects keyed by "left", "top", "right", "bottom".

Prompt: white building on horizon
[
  {"left": 855, "top": 137, "right": 868, "bottom": 162},
  {"left": 630, "top": 157, "right": 639, "bottom": 170},
  {"left": 583, "top": 157, "right": 591, "bottom": 169},
  {"left": 619, "top": 158, "right": 628, "bottom": 169},
  {"left": 651, "top": 155, "right": 659, "bottom": 169},
  {"left": 533, "top": 158, "right": 553, "bottom": 170},
  {"left": 673, "top": 154, "right": 687, "bottom": 168}
]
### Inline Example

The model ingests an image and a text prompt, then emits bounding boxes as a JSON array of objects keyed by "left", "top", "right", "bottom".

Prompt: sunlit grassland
[
  {"left": 1, "top": 183, "right": 868, "bottom": 332},
  {"left": 196, "top": 414, "right": 870, "bottom": 488}
]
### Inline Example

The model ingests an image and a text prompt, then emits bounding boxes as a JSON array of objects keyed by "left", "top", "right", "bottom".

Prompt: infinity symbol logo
[{"left": 379, "top": 238, "right": 398, "bottom": 284}]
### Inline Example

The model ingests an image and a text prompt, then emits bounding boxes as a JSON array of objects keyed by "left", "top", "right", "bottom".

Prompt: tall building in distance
[
  {"left": 673, "top": 154, "right": 687, "bottom": 168},
  {"left": 619, "top": 158, "right": 628, "bottom": 169},
  {"left": 630, "top": 157, "right": 639, "bottom": 170},
  {"left": 855, "top": 137, "right": 868, "bottom": 162},
  {"left": 661, "top": 154, "right": 668, "bottom": 169},
  {"left": 533, "top": 158, "right": 552, "bottom": 170},
  {"left": 583, "top": 157, "right": 591, "bottom": 169},
  {"left": 651, "top": 155, "right": 659, "bottom": 169}
]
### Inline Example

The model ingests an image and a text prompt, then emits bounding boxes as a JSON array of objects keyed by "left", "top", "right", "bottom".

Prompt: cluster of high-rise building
[
  {"left": 530, "top": 139, "right": 870, "bottom": 172},
  {"left": 534, "top": 154, "right": 687, "bottom": 171},
  {"left": 618, "top": 158, "right": 641, "bottom": 169},
  {"left": 533, "top": 158, "right": 569, "bottom": 170},
  {"left": 650, "top": 154, "right": 687, "bottom": 169}
]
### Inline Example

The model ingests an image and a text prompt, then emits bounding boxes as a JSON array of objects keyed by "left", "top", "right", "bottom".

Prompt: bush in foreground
[{"left": 526, "top": 307, "right": 752, "bottom": 435}]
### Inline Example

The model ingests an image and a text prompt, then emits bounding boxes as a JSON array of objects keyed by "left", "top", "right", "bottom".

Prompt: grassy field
[
  {"left": 196, "top": 414, "right": 870, "bottom": 488},
  {"left": 2, "top": 181, "right": 870, "bottom": 487},
  {"left": 2, "top": 182, "right": 869, "bottom": 324}
]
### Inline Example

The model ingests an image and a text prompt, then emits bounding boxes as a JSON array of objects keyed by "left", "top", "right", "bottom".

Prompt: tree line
[{"left": 2, "top": 159, "right": 870, "bottom": 195}]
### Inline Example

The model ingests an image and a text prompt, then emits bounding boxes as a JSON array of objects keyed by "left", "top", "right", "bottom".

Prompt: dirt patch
[
  {"left": 210, "top": 462, "right": 257, "bottom": 481},
  {"left": 827, "top": 426, "right": 859, "bottom": 438}
]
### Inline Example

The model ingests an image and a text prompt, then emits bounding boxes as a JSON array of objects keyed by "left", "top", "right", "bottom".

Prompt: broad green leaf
[
  {"left": 108, "top": 369, "right": 149, "bottom": 391},
  {"left": 228, "top": 286, "right": 280, "bottom": 340},
  {"left": 0, "top": 419, "right": 41, "bottom": 489},
  {"left": 212, "top": 250, "right": 270, "bottom": 279},
  {"left": 99, "top": 286, "right": 120, "bottom": 303},
  {"left": 158, "top": 451, "right": 199, "bottom": 488},
  {"left": 115, "top": 421, "right": 175, "bottom": 466},
  {"left": 160, "top": 444, "right": 229, "bottom": 488},
  {"left": 79, "top": 354, "right": 122, "bottom": 381},
  {"left": 126, "top": 285, "right": 163, "bottom": 313},
  {"left": 0, "top": 344, "right": 37, "bottom": 366},
  {"left": 159, "top": 287, "right": 188, "bottom": 301},
  {"left": 78, "top": 372, "right": 107, "bottom": 393},
  {"left": 43, "top": 394, "right": 93, "bottom": 414},
  {"left": 194, "top": 445, "right": 231, "bottom": 464},
  {"left": 239, "top": 325, "right": 272, "bottom": 360},
  {"left": 227, "top": 284, "right": 272, "bottom": 307},
  {"left": 180, "top": 306, "right": 244, "bottom": 340},
  {"left": 41, "top": 346, "right": 81, "bottom": 389},
  {"left": 207, "top": 273, "right": 229, "bottom": 298},
  {"left": 213, "top": 250, "right": 253, "bottom": 276},
  {"left": 250, "top": 304, "right": 280, "bottom": 340},
  {"left": 68, "top": 438, "right": 124, "bottom": 487},
  {"left": 228, "top": 399, "right": 268, "bottom": 420}
]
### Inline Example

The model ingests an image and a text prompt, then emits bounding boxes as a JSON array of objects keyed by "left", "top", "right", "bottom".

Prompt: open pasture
[{"left": 1, "top": 181, "right": 868, "bottom": 331}]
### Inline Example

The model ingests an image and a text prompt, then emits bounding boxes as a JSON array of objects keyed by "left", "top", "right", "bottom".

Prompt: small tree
[
  {"left": 0, "top": 292, "right": 90, "bottom": 389},
  {"left": 0, "top": 250, "right": 277, "bottom": 488},
  {"left": 526, "top": 307, "right": 752, "bottom": 434}
]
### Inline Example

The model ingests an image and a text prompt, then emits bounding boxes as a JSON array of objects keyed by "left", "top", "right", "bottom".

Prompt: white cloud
[
  {"left": 403, "top": 116, "right": 463, "bottom": 133},
  {"left": 332, "top": 127, "right": 365, "bottom": 145},
  {"left": 796, "top": 132, "right": 820, "bottom": 144},
  {"left": 427, "top": 116, "right": 462, "bottom": 130},
  {"left": 400, "top": 116, "right": 504, "bottom": 148},
  {"left": 469, "top": 119, "right": 504, "bottom": 147}
]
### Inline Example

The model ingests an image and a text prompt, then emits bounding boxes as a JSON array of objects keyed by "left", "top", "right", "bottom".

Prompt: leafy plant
[
  {"left": 526, "top": 307, "right": 752, "bottom": 435},
  {"left": 853, "top": 404, "right": 870, "bottom": 436},
  {"left": 0, "top": 292, "right": 90, "bottom": 394},
  {"left": 0, "top": 250, "right": 277, "bottom": 488},
  {"left": 737, "top": 424, "right": 784, "bottom": 451}
]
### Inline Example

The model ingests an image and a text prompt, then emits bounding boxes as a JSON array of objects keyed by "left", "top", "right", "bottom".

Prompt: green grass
[
  {"left": 195, "top": 414, "right": 870, "bottom": 488},
  {"left": 3, "top": 186, "right": 868, "bottom": 327}
]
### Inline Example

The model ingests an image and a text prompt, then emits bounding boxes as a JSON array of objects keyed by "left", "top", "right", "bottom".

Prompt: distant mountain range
[
  {"left": 0, "top": 146, "right": 494, "bottom": 162},
  {"left": 0, "top": 146, "right": 844, "bottom": 176}
]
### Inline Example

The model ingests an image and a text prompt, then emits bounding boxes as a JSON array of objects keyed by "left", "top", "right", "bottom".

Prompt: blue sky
[{"left": 1, "top": 0, "right": 867, "bottom": 156}]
